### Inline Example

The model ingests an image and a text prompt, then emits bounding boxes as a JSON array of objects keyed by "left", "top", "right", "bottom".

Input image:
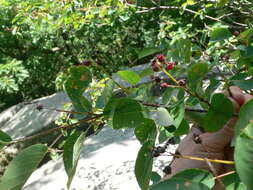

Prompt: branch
[
  {"left": 140, "top": 101, "right": 239, "bottom": 117},
  {"left": 4, "top": 114, "right": 102, "bottom": 147},
  {"left": 135, "top": 5, "right": 246, "bottom": 29}
]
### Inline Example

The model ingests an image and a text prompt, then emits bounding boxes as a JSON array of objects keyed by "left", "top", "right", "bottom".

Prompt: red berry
[
  {"left": 233, "top": 31, "right": 240, "bottom": 36},
  {"left": 81, "top": 60, "right": 92, "bottom": 66},
  {"left": 157, "top": 54, "right": 165, "bottom": 63},
  {"left": 36, "top": 104, "right": 44, "bottom": 111},
  {"left": 165, "top": 62, "right": 175, "bottom": 71},
  {"left": 160, "top": 82, "right": 169, "bottom": 88}
]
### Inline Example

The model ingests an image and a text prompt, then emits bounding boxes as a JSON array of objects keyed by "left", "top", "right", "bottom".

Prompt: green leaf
[
  {"left": 217, "top": 0, "right": 229, "bottom": 7},
  {"left": 156, "top": 107, "right": 174, "bottom": 126},
  {"left": 237, "top": 29, "right": 253, "bottom": 45},
  {"left": 150, "top": 178, "right": 210, "bottom": 190},
  {"left": 134, "top": 119, "right": 157, "bottom": 144},
  {"left": 188, "top": 62, "right": 208, "bottom": 91},
  {"left": 139, "top": 68, "right": 154, "bottom": 78},
  {"left": 210, "top": 27, "right": 232, "bottom": 41},
  {"left": 171, "top": 102, "right": 185, "bottom": 129},
  {"left": 174, "top": 119, "right": 190, "bottom": 136},
  {"left": 158, "top": 127, "right": 173, "bottom": 143},
  {"left": 64, "top": 66, "right": 92, "bottom": 115},
  {"left": 63, "top": 131, "right": 86, "bottom": 189},
  {"left": 171, "top": 169, "right": 215, "bottom": 189},
  {"left": 203, "top": 93, "right": 233, "bottom": 132},
  {"left": 150, "top": 172, "right": 161, "bottom": 186},
  {"left": 222, "top": 173, "right": 247, "bottom": 190},
  {"left": 0, "top": 130, "right": 12, "bottom": 150},
  {"left": 168, "top": 39, "right": 191, "bottom": 63},
  {"left": 232, "top": 78, "right": 253, "bottom": 90},
  {"left": 96, "top": 79, "right": 115, "bottom": 109},
  {"left": 162, "top": 88, "right": 175, "bottom": 105},
  {"left": 112, "top": 98, "right": 144, "bottom": 129},
  {"left": 205, "top": 78, "right": 220, "bottom": 100},
  {"left": 135, "top": 140, "right": 154, "bottom": 190},
  {"left": 235, "top": 121, "right": 253, "bottom": 189},
  {"left": 135, "top": 47, "right": 163, "bottom": 59},
  {"left": 0, "top": 144, "right": 48, "bottom": 190},
  {"left": 117, "top": 70, "right": 141, "bottom": 86},
  {"left": 185, "top": 109, "right": 206, "bottom": 126},
  {"left": 234, "top": 99, "right": 253, "bottom": 136}
]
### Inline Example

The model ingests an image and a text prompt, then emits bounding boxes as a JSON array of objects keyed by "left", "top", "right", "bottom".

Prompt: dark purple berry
[
  {"left": 36, "top": 104, "right": 44, "bottom": 111},
  {"left": 233, "top": 31, "right": 240, "bottom": 36},
  {"left": 151, "top": 60, "right": 157, "bottom": 66},
  {"left": 81, "top": 60, "right": 92, "bottom": 66},
  {"left": 154, "top": 76, "right": 161, "bottom": 83},
  {"left": 152, "top": 65, "right": 160, "bottom": 72},
  {"left": 167, "top": 137, "right": 176, "bottom": 145},
  {"left": 163, "top": 165, "right": 171, "bottom": 175},
  {"left": 151, "top": 150, "right": 160, "bottom": 158},
  {"left": 223, "top": 55, "right": 229, "bottom": 61},
  {"left": 157, "top": 146, "right": 166, "bottom": 153},
  {"left": 193, "top": 134, "right": 202, "bottom": 144}
]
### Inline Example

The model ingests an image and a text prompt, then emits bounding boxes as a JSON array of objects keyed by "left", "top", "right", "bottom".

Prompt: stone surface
[
  {"left": 0, "top": 92, "right": 70, "bottom": 139},
  {"left": 24, "top": 126, "right": 176, "bottom": 190}
]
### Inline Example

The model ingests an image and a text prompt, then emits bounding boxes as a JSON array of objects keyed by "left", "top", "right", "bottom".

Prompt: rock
[
  {"left": 24, "top": 126, "right": 177, "bottom": 190},
  {"left": 0, "top": 92, "right": 70, "bottom": 139}
]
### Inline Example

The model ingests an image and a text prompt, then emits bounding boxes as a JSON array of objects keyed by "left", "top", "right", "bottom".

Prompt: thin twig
[
  {"left": 135, "top": 6, "right": 246, "bottom": 29},
  {"left": 204, "top": 158, "right": 225, "bottom": 188},
  {"left": 140, "top": 101, "right": 239, "bottom": 116},
  {"left": 213, "top": 171, "right": 236, "bottom": 180},
  {"left": 4, "top": 114, "right": 102, "bottom": 147},
  {"left": 49, "top": 134, "right": 63, "bottom": 149}
]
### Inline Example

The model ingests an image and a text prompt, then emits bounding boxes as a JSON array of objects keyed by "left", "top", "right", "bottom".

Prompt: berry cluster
[
  {"left": 151, "top": 54, "right": 177, "bottom": 89},
  {"left": 151, "top": 137, "right": 177, "bottom": 158},
  {"left": 151, "top": 54, "right": 176, "bottom": 73}
]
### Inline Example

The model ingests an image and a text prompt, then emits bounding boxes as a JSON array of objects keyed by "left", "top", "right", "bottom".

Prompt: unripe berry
[
  {"left": 178, "top": 79, "right": 186, "bottom": 86},
  {"left": 160, "top": 82, "right": 169, "bottom": 88},
  {"left": 157, "top": 54, "right": 165, "bottom": 63}
]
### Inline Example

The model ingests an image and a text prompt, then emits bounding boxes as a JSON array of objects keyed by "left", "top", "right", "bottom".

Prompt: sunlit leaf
[{"left": 0, "top": 144, "right": 48, "bottom": 190}]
